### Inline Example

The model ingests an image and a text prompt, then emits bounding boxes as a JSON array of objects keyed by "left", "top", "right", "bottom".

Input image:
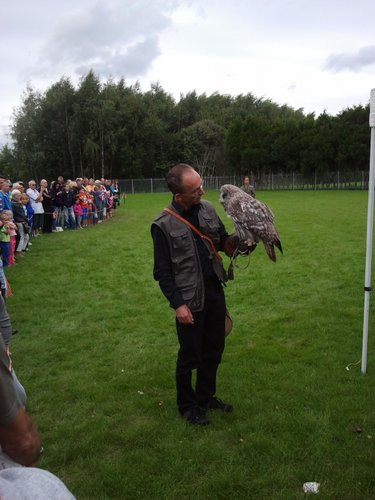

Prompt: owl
[{"left": 219, "top": 184, "right": 283, "bottom": 262}]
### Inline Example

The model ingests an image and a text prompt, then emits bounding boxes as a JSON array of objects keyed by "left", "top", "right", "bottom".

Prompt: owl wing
[{"left": 228, "top": 196, "right": 282, "bottom": 262}]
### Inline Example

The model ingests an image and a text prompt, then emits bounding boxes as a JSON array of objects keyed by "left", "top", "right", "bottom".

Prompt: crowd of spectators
[
  {"left": 0, "top": 176, "right": 122, "bottom": 297},
  {"left": 0, "top": 175, "right": 124, "bottom": 498}
]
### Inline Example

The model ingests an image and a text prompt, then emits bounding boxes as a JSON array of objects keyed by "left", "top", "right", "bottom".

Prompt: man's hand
[
  {"left": 175, "top": 305, "right": 194, "bottom": 325},
  {"left": 0, "top": 407, "right": 41, "bottom": 466},
  {"left": 223, "top": 234, "right": 240, "bottom": 257}
]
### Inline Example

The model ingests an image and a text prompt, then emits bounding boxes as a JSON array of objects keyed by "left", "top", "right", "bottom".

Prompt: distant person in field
[
  {"left": 111, "top": 179, "right": 120, "bottom": 209},
  {"left": 50, "top": 179, "right": 64, "bottom": 231},
  {"left": 151, "top": 163, "right": 240, "bottom": 426},
  {"left": 60, "top": 183, "right": 76, "bottom": 230},
  {"left": 0, "top": 211, "right": 15, "bottom": 267},
  {"left": 0, "top": 180, "right": 12, "bottom": 212},
  {"left": 20, "top": 194, "right": 34, "bottom": 236},
  {"left": 40, "top": 179, "right": 54, "bottom": 233},
  {"left": 11, "top": 191, "right": 30, "bottom": 258},
  {"left": 73, "top": 196, "right": 83, "bottom": 229},
  {"left": 10, "top": 182, "right": 25, "bottom": 194},
  {"left": 0, "top": 211, "right": 17, "bottom": 267},
  {"left": 26, "top": 180, "right": 44, "bottom": 237},
  {"left": 240, "top": 176, "right": 256, "bottom": 197}
]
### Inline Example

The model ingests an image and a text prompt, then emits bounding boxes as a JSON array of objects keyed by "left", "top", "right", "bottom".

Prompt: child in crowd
[
  {"left": 11, "top": 191, "right": 30, "bottom": 256},
  {"left": 107, "top": 192, "right": 114, "bottom": 218},
  {"left": 112, "top": 179, "right": 120, "bottom": 209},
  {"left": 101, "top": 186, "right": 107, "bottom": 220},
  {"left": 88, "top": 192, "right": 96, "bottom": 225},
  {"left": 92, "top": 186, "right": 101, "bottom": 223},
  {"left": 21, "top": 193, "right": 34, "bottom": 230},
  {"left": 73, "top": 196, "right": 83, "bottom": 229},
  {"left": 0, "top": 211, "right": 17, "bottom": 267},
  {"left": 3, "top": 210, "right": 17, "bottom": 266},
  {"left": 20, "top": 193, "right": 33, "bottom": 250},
  {"left": 78, "top": 190, "right": 90, "bottom": 227},
  {"left": 0, "top": 250, "right": 7, "bottom": 298}
]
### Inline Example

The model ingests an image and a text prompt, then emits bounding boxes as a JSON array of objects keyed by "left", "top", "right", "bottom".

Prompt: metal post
[{"left": 362, "top": 88, "right": 375, "bottom": 373}]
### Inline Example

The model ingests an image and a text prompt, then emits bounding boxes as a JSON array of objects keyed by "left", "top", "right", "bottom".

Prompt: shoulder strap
[{"left": 164, "top": 207, "right": 222, "bottom": 262}]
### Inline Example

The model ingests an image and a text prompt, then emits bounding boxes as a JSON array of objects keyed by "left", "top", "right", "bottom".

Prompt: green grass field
[{"left": 5, "top": 190, "right": 375, "bottom": 499}]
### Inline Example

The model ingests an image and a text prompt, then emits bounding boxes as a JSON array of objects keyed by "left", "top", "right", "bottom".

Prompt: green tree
[
  {"left": 180, "top": 119, "right": 225, "bottom": 176},
  {"left": 299, "top": 112, "right": 338, "bottom": 175},
  {"left": 38, "top": 77, "right": 76, "bottom": 179},
  {"left": 11, "top": 85, "right": 44, "bottom": 181},
  {"left": 72, "top": 71, "right": 102, "bottom": 178},
  {"left": 336, "top": 105, "right": 370, "bottom": 171},
  {"left": 176, "top": 91, "right": 202, "bottom": 130},
  {"left": 0, "top": 145, "right": 17, "bottom": 179},
  {"left": 7, "top": 70, "right": 371, "bottom": 182},
  {"left": 225, "top": 115, "right": 273, "bottom": 178}
]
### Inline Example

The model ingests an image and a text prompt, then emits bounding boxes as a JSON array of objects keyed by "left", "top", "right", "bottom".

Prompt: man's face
[{"left": 176, "top": 170, "right": 204, "bottom": 209}]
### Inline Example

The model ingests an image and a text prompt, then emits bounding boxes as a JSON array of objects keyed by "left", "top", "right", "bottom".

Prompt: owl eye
[{"left": 222, "top": 193, "right": 227, "bottom": 198}]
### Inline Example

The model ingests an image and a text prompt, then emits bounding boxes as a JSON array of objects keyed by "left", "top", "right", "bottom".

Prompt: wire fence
[{"left": 118, "top": 170, "right": 370, "bottom": 194}]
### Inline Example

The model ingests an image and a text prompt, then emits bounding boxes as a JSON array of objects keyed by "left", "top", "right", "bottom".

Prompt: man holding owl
[{"left": 151, "top": 164, "right": 238, "bottom": 426}]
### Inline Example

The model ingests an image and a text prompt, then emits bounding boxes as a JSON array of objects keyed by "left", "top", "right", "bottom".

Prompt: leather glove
[
  {"left": 223, "top": 234, "right": 240, "bottom": 257},
  {"left": 238, "top": 240, "right": 257, "bottom": 255},
  {"left": 224, "top": 233, "right": 257, "bottom": 257}
]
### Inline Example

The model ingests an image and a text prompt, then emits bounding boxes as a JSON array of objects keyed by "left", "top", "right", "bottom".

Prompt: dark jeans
[
  {"left": 0, "top": 242, "right": 10, "bottom": 267},
  {"left": 43, "top": 212, "right": 54, "bottom": 233},
  {"left": 176, "top": 280, "right": 226, "bottom": 414},
  {"left": 33, "top": 213, "right": 43, "bottom": 230}
]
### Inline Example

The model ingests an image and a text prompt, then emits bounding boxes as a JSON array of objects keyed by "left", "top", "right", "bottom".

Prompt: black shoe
[
  {"left": 181, "top": 406, "right": 210, "bottom": 426},
  {"left": 204, "top": 397, "right": 233, "bottom": 413}
]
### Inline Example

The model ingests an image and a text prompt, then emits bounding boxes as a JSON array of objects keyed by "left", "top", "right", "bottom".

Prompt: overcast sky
[{"left": 1, "top": 0, "right": 375, "bottom": 146}]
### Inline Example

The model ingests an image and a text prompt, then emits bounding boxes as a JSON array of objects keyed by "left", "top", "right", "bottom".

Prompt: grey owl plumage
[{"left": 219, "top": 184, "right": 283, "bottom": 262}]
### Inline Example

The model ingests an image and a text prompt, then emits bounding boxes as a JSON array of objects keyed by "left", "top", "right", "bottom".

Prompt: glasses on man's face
[{"left": 181, "top": 183, "right": 204, "bottom": 197}]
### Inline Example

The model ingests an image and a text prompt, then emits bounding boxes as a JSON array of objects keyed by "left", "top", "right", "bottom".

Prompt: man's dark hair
[{"left": 166, "top": 163, "right": 195, "bottom": 194}]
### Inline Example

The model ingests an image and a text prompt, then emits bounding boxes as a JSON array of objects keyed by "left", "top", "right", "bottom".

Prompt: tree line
[{"left": 0, "top": 70, "right": 371, "bottom": 182}]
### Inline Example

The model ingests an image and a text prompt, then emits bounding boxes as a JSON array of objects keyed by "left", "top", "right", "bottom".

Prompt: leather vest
[{"left": 153, "top": 200, "right": 227, "bottom": 312}]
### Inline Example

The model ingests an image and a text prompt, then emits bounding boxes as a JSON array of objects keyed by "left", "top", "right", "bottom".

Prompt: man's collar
[{"left": 171, "top": 198, "right": 201, "bottom": 215}]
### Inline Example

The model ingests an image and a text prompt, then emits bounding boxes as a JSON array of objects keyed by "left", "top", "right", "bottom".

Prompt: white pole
[{"left": 361, "top": 88, "right": 375, "bottom": 373}]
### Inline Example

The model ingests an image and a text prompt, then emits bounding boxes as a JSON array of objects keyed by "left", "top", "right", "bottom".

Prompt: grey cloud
[
  {"left": 323, "top": 45, "right": 375, "bottom": 72},
  {"left": 76, "top": 36, "right": 161, "bottom": 77},
  {"left": 33, "top": 0, "right": 181, "bottom": 78}
]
